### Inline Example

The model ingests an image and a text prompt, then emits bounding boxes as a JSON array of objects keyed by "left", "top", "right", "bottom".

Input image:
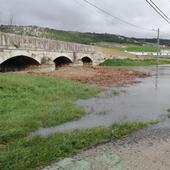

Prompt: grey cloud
[{"left": 0, "top": 0, "right": 170, "bottom": 38}]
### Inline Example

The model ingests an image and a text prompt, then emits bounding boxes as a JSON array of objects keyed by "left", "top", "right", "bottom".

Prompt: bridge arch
[
  {"left": 53, "top": 56, "right": 73, "bottom": 67},
  {"left": 81, "top": 56, "right": 93, "bottom": 65},
  {"left": 0, "top": 55, "right": 40, "bottom": 72}
]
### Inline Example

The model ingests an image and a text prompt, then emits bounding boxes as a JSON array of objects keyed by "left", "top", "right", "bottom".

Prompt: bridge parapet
[{"left": 0, "top": 32, "right": 95, "bottom": 53}]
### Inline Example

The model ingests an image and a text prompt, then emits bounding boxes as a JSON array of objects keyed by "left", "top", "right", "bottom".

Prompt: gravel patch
[{"left": 42, "top": 120, "right": 170, "bottom": 170}]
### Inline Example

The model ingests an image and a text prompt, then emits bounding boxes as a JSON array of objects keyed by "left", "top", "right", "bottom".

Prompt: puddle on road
[{"left": 32, "top": 65, "right": 170, "bottom": 137}]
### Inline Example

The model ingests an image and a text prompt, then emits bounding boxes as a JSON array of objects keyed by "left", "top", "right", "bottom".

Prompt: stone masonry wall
[{"left": 0, "top": 32, "right": 95, "bottom": 53}]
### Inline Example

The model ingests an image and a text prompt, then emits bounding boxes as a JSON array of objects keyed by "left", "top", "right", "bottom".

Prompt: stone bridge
[{"left": 0, "top": 32, "right": 107, "bottom": 72}]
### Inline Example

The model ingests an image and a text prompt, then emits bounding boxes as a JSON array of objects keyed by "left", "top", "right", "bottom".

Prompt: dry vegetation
[{"left": 26, "top": 66, "right": 149, "bottom": 87}]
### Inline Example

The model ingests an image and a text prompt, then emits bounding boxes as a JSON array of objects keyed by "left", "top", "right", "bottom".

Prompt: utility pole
[
  {"left": 9, "top": 12, "right": 14, "bottom": 25},
  {"left": 156, "top": 28, "right": 160, "bottom": 65}
]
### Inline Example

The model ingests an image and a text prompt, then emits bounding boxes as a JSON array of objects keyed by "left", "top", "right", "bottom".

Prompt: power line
[
  {"left": 150, "top": 0, "right": 170, "bottom": 21},
  {"left": 75, "top": 0, "right": 170, "bottom": 39},
  {"left": 145, "top": 0, "right": 170, "bottom": 24},
  {"left": 81, "top": 0, "right": 156, "bottom": 32}
]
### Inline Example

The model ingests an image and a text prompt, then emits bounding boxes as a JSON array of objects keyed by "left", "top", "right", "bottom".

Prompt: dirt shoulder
[
  {"left": 72, "top": 121, "right": 170, "bottom": 170},
  {"left": 27, "top": 66, "right": 149, "bottom": 87}
]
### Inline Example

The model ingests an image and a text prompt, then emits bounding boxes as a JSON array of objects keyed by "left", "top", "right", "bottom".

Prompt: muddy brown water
[{"left": 31, "top": 65, "right": 170, "bottom": 137}]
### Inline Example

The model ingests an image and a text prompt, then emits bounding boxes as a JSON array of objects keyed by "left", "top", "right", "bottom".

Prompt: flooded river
[{"left": 32, "top": 65, "right": 170, "bottom": 136}]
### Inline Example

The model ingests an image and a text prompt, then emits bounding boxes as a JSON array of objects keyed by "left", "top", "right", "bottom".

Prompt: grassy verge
[
  {"left": 122, "top": 44, "right": 157, "bottom": 52},
  {"left": 100, "top": 58, "right": 170, "bottom": 66},
  {"left": 0, "top": 122, "right": 146, "bottom": 170},
  {"left": 0, "top": 73, "right": 101, "bottom": 143}
]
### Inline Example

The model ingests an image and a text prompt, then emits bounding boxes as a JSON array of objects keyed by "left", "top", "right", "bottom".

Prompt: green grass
[
  {"left": 167, "top": 109, "right": 170, "bottom": 118},
  {"left": 96, "top": 42, "right": 160, "bottom": 52},
  {"left": 0, "top": 73, "right": 148, "bottom": 170},
  {"left": 122, "top": 44, "right": 157, "bottom": 52},
  {"left": 0, "top": 25, "right": 140, "bottom": 45},
  {"left": 0, "top": 73, "right": 101, "bottom": 143},
  {"left": 100, "top": 58, "right": 170, "bottom": 66},
  {"left": 0, "top": 122, "right": 146, "bottom": 170}
]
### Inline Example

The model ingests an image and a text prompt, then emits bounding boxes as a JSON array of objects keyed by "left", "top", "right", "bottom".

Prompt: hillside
[
  {"left": 0, "top": 25, "right": 170, "bottom": 50},
  {"left": 0, "top": 25, "right": 142, "bottom": 45}
]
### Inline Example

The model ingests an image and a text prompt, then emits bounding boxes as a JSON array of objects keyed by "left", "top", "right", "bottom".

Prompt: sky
[{"left": 0, "top": 0, "right": 170, "bottom": 39}]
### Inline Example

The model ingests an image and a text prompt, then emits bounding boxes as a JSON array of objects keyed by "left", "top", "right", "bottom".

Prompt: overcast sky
[{"left": 0, "top": 0, "right": 170, "bottom": 38}]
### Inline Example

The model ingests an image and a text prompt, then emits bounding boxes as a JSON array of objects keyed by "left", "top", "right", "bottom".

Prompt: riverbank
[
  {"left": 0, "top": 67, "right": 148, "bottom": 170},
  {"left": 100, "top": 58, "right": 170, "bottom": 66}
]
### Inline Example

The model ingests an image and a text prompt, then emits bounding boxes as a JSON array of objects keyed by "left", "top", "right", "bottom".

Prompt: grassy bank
[
  {"left": 0, "top": 122, "right": 146, "bottom": 170},
  {"left": 0, "top": 73, "right": 100, "bottom": 143},
  {"left": 100, "top": 58, "right": 170, "bottom": 66},
  {"left": 0, "top": 25, "right": 142, "bottom": 45},
  {"left": 0, "top": 73, "right": 147, "bottom": 170}
]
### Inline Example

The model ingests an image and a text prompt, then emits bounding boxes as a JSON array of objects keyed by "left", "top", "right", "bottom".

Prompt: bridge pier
[{"left": 38, "top": 63, "right": 56, "bottom": 72}]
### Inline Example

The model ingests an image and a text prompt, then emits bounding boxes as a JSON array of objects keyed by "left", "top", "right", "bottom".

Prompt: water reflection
[{"left": 155, "top": 65, "right": 159, "bottom": 90}]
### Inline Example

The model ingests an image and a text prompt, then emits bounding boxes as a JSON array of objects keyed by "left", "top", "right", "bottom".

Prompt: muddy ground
[{"left": 26, "top": 66, "right": 149, "bottom": 87}]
